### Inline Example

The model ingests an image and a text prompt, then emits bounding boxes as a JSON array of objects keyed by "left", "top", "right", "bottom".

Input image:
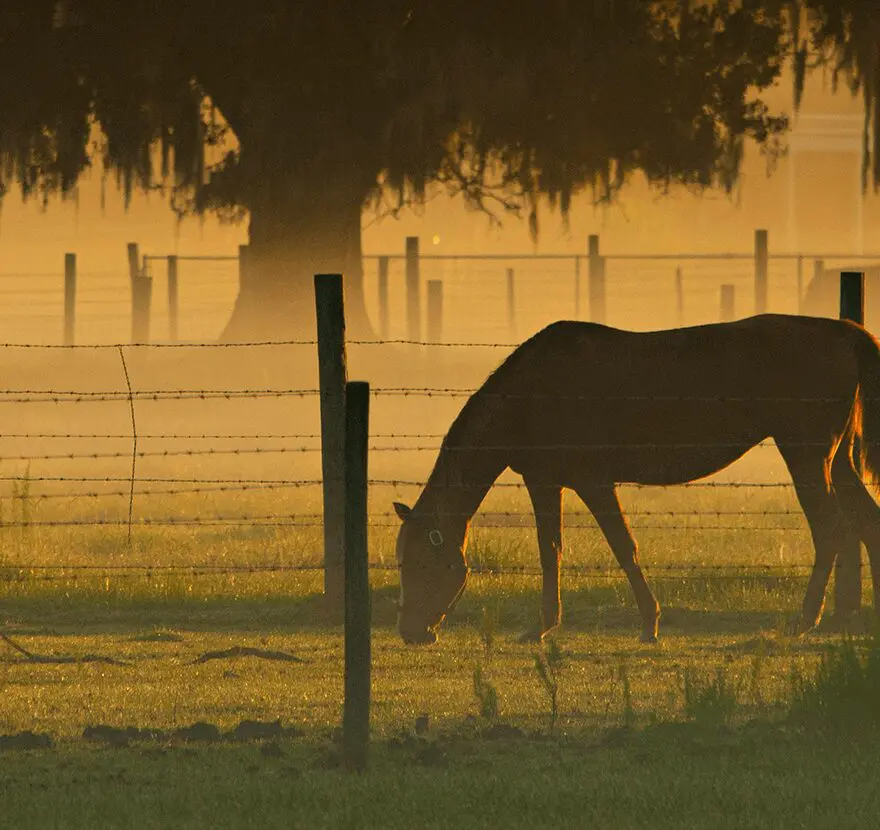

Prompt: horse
[{"left": 393, "top": 314, "right": 880, "bottom": 645}]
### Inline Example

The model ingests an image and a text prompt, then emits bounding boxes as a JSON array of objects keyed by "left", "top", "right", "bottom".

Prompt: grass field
[
  {"left": 2, "top": 520, "right": 879, "bottom": 828},
  {"left": 2, "top": 350, "right": 879, "bottom": 827}
]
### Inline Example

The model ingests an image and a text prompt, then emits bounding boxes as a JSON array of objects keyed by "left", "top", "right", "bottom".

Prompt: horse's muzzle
[{"left": 399, "top": 623, "right": 439, "bottom": 646}]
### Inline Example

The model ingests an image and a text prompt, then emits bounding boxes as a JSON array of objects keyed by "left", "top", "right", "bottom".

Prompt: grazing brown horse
[{"left": 393, "top": 314, "right": 880, "bottom": 645}]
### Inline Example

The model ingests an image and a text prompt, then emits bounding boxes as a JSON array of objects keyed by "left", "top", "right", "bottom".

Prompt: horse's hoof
[
  {"left": 518, "top": 629, "right": 543, "bottom": 644},
  {"left": 640, "top": 632, "right": 659, "bottom": 645}
]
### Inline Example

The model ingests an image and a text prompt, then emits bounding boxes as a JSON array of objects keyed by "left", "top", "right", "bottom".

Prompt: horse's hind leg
[
  {"left": 830, "top": 454, "right": 880, "bottom": 620},
  {"left": 523, "top": 477, "right": 563, "bottom": 641},
  {"left": 777, "top": 446, "right": 843, "bottom": 631},
  {"left": 574, "top": 482, "right": 660, "bottom": 643}
]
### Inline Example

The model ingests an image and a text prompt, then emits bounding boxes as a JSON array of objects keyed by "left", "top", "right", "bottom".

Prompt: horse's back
[
  {"left": 479, "top": 315, "right": 873, "bottom": 485},
  {"left": 501, "top": 314, "right": 868, "bottom": 398}
]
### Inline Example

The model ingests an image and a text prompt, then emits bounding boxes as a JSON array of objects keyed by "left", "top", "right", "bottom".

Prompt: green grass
[{"left": 1, "top": 471, "right": 878, "bottom": 827}]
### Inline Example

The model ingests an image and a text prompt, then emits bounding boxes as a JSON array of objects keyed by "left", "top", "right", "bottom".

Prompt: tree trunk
[{"left": 220, "top": 181, "right": 375, "bottom": 343}]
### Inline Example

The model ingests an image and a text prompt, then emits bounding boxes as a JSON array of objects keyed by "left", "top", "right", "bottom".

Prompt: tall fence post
[
  {"left": 315, "top": 274, "right": 348, "bottom": 613},
  {"left": 377, "top": 256, "right": 389, "bottom": 340},
  {"left": 167, "top": 255, "right": 179, "bottom": 342},
  {"left": 754, "top": 229, "right": 768, "bottom": 314},
  {"left": 406, "top": 236, "right": 420, "bottom": 342},
  {"left": 720, "top": 284, "right": 735, "bottom": 322},
  {"left": 675, "top": 266, "right": 684, "bottom": 327},
  {"left": 128, "top": 243, "right": 152, "bottom": 344},
  {"left": 835, "top": 270, "right": 866, "bottom": 621},
  {"left": 343, "top": 380, "right": 371, "bottom": 773},
  {"left": 507, "top": 267, "right": 517, "bottom": 341},
  {"left": 63, "top": 253, "right": 76, "bottom": 346}
]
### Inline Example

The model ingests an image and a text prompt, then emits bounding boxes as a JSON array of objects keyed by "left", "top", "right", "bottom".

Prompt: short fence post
[
  {"left": 574, "top": 256, "right": 581, "bottom": 320},
  {"left": 720, "top": 284, "right": 735, "bottom": 322},
  {"left": 167, "top": 255, "right": 179, "bottom": 342},
  {"left": 129, "top": 244, "right": 152, "bottom": 344},
  {"left": 507, "top": 267, "right": 517, "bottom": 341},
  {"left": 343, "top": 380, "right": 371, "bottom": 773},
  {"left": 63, "top": 253, "right": 76, "bottom": 346},
  {"left": 675, "top": 266, "right": 684, "bottom": 327},
  {"left": 377, "top": 256, "right": 389, "bottom": 340},
  {"left": 588, "top": 236, "right": 604, "bottom": 323},
  {"left": 405, "top": 236, "right": 420, "bottom": 342},
  {"left": 835, "top": 271, "right": 866, "bottom": 620},
  {"left": 426, "top": 280, "right": 442, "bottom": 343},
  {"left": 315, "top": 274, "right": 348, "bottom": 613},
  {"left": 754, "top": 229, "right": 768, "bottom": 314},
  {"left": 590, "top": 254, "right": 607, "bottom": 325},
  {"left": 796, "top": 255, "right": 804, "bottom": 313}
]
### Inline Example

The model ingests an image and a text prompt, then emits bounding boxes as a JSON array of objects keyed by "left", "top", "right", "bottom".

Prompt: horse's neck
[{"left": 416, "top": 443, "right": 505, "bottom": 528}]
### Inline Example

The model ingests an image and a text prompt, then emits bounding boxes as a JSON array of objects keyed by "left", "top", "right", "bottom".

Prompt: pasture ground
[{"left": 1, "top": 562, "right": 879, "bottom": 829}]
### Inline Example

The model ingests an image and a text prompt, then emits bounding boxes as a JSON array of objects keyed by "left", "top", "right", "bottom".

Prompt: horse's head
[{"left": 393, "top": 501, "right": 468, "bottom": 645}]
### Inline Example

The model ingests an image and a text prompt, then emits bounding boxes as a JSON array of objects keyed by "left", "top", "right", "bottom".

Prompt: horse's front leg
[{"left": 521, "top": 476, "right": 564, "bottom": 642}]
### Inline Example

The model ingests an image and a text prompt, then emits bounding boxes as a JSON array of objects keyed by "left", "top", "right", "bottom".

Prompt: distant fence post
[
  {"left": 574, "top": 256, "right": 581, "bottom": 320},
  {"left": 128, "top": 243, "right": 152, "bottom": 344},
  {"left": 315, "top": 273, "right": 348, "bottom": 613},
  {"left": 754, "top": 229, "right": 768, "bottom": 314},
  {"left": 405, "top": 236, "right": 420, "bottom": 342},
  {"left": 167, "top": 255, "right": 179, "bottom": 342},
  {"left": 835, "top": 270, "right": 866, "bottom": 621},
  {"left": 813, "top": 259, "right": 824, "bottom": 292},
  {"left": 377, "top": 256, "right": 389, "bottom": 340},
  {"left": 720, "top": 284, "right": 735, "bottom": 322},
  {"left": 63, "top": 253, "right": 76, "bottom": 346},
  {"left": 426, "top": 280, "right": 443, "bottom": 344},
  {"left": 507, "top": 267, "right": 517, "bottom": 341},
  {"left": 587, "top": 236, "right": 603, "bottom": 323},
  {"left": 675, "top": 266, "right": 684, "bottom": 326},
  {"left": 796, "top": 255, "right": 804, "bottom": 313},
  {"left": 343, "top": 380, "right": 371, "bottom": 773}
]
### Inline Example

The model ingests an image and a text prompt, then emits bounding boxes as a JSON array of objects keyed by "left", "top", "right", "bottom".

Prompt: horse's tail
[{"left": 854, "top": 324, "right": 880, "bottom": 495}]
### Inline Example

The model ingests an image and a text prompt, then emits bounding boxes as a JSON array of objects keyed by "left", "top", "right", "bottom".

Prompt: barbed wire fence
[
  {"left": 0, "top": 337, "right": 868, "bottom": 585},
  {"left": 0, "top": 239, "right": 875, "bottom": 598}
]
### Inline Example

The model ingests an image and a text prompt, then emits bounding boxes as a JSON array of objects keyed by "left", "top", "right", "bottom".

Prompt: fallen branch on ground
[{"left": 192, "top": 645, "right": 307, "bottom": 664}]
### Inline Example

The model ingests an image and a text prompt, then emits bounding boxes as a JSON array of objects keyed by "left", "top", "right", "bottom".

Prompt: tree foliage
[{"left": 0, "top": 1, "right": 796, "bottom": 236}]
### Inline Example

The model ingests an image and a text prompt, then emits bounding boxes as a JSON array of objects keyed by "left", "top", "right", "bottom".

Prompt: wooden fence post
[
  {"left": 427, "top": 280, "right": 443, "bottom": 344},
  {"left": 128, "top": 244, "right": 152, "bottom": 344},
  {"left": 405, "top": 236, "right": 420, "bottom": 342},
  {"left": 720, "top": 284, "right": 735, "bottom": 322},
  {"left": 587, "top": 236, "right": 602, "bottom": 324},
  {"left": 754, "top": 229, "right": 768, "bottom": 314},
  {"left": 167, "top": 255, "right": 179, "bottom": 342},
  {"left": 63, "top": 253, "right": 76, "bottom": 346},
  {"left": 315, "top": 274, "right": 347, "bottom": 613},
  {"left": 835, "top": 270, "right": 866, "bottom": 621},
  {"left": 574, "top": 256, "right": 581, "bottom": 320},
  {"left": 343, "top": 380, "right": 371, "bottom": 773},
  {"left": 675, "top": 266, "right": 684, "bottom": 327},
  {"left": 507, "top": 267, "right": 517, "bottom": 341},
  {"left": 590, "top": 254, "right": 607, "bottom": 325},
  {"left": 796, "top": 255, "right": 804, "bottom": 314},
  {"left": 377, "top": 256, "right": 389, "bottom": 340}
]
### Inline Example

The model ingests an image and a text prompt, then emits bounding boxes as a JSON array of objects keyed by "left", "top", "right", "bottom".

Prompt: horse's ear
[{"left": 393, "top": 502, "right": 412, "bottom": 522}]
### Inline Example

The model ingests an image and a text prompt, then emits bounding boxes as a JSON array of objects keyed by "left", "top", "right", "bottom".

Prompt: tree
[{"left": 0, "top": 1, "right": 793, "bottom": 340}]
